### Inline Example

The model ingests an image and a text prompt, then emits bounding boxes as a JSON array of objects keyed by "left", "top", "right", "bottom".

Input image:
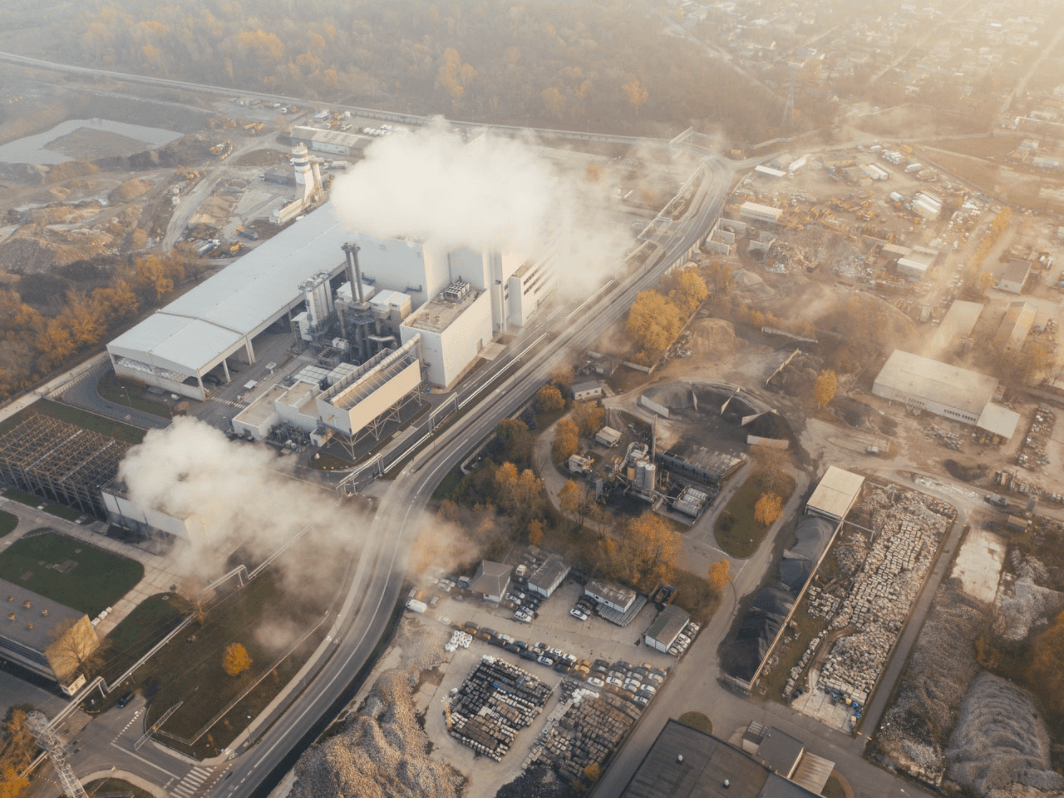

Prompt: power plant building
[
  {"left": 108, "top": 203, "right": 354, "bottom": 401},
  {"left": 873, "top": 350, "right": 1020, "bottom": 440}
]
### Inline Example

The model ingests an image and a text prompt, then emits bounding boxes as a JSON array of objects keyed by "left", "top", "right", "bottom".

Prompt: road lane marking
[{"left": 109, "top": 741, "right": 180, "bottom": 779}]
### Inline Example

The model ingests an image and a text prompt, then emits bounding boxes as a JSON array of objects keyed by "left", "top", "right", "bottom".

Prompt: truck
[{"left": 405, "top": 599, "right": 427, "bottom": 614}]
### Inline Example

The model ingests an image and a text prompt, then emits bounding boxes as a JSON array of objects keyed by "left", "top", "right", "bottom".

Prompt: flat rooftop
[
  {"left": 806, "top": 466, "right": 864, "bottom": 521},
  {"left": 403, "top": 286, "right": 482, "bottom": 333},
  {"left": 873, "top": 349, "right": 998, "bottom": 416},
  {"left": 0, "top": 578, "right": 85, "bottom": 655}
]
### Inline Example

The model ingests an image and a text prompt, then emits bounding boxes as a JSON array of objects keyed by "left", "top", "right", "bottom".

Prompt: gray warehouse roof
[
  {"left": 528, "top": 554, "right": 569, "bottom": 591},
  {"left": 108, "top": 203, "right": 353, "bottom": 376},
  {"left": 619, "top": 720, "right": 819, "bottom": 798},
  {"left": 645, "top": 604, "right": 690, "bottom": 646},
  {"left": 0, "top": 579, "right": 85, "bottom": 656},
  {"left": 470, "top": 561, "right": 512, "bottom": 597},
  {"left": 806, "top": 467, "right": 864, "bottom": 521},
  {"left": 873, "top": 350, "right": 998, "bottom": 416}
]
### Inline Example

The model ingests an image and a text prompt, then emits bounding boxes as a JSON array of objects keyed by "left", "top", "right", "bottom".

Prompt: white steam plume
[{"left": 330, "top": 119, "right": 633, "bottom": 293}]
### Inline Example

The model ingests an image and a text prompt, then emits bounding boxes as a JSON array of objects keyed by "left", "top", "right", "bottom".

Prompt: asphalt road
[{"left": 61, "top": 364, "right": 171, "bottom": 431}]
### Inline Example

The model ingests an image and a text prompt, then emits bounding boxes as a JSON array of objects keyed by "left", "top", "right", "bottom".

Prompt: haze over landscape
[{"left": 0, "top": 2, "right": 1064, "bottom": 798}]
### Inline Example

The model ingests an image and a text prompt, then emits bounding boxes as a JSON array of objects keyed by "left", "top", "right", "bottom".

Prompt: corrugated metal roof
[
  {"left": 645, "top": 604, "right": 690, "bottom": 646},
  {"left": 806, "top": 467, "right": 864, "bottom": 521},
  {"left": 791, "top": 753, "right": 834, "bottom": 795},
  {"left": 976, "top": 402, "right": 1021, "bottom": 439},
  {"left": 108, "top": 203, "right": 353, "bottom": 375},
  {"left": 873, "top": 350, "right": 998, "bottom": 416}
]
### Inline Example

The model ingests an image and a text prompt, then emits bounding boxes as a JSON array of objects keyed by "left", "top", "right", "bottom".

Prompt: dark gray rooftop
[{"left": 0, "top": 578, "right": 85, "bottom": 654}]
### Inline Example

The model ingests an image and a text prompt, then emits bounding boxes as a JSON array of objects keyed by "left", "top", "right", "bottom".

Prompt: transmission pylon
[{"left": 26, "top": 711, "right": 89, "bottom": 798}]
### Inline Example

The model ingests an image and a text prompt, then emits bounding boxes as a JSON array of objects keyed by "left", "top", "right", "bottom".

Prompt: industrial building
[
  {"left": 658, "top": 448, "right": 744, "bottom": 486},
  {"left": 0, "top": 415, "right": 132, "bottom": 519},
  {"left": 804, "top": 467, "right": 864, "bottom": 523},
  {"left": 739, "top": 202, "right": 783, "bottom": 225},
  {"left": 400, "top": 280, "right": 493, "bottom": 388},
  {"left": 619, "top": 720, "right": 821, "bottom": 798},
  {"left": 289, "top": 125, "right": 366, "bottom": 157},
  {"left": 995, "top": 301, "right": 1035, "bottom": 352},
  {"left": 595, "top": 426, "right": 623, "bottom": 448},
  {"left": 527, "top": 554, "right": 570, "bottom": 598},
  {"left": 895, "top": 245, "right": 938, "bottom": 281},
  {"left": 470, "top": 561, "right": 512, "bottom": 603},
  {"left": 644, "top": 605, "right": 690, "bottom": 653},
  {"left": 108, "top": 203, "right": 355, "bottom": 401},
  {"left": 102, "top": 480, "right": 204, "bottom": 542},
  {"left": 0, "top": 580, "right": 100, "bottom": 694},
  {"left": 872, "top": 350, "right": 1020, "bottom": 440},
  {"left": 585, "top": 579, "right": 638, "bottom": 614},
  {"left": 998, "top": 259, "right": 1032, "bottom": 294},
  {"left": 929, "top": 300, "right": 983, "bottom": 352},
  {"left": 572, "top": 381, "right": 603, "bottom": 401}
]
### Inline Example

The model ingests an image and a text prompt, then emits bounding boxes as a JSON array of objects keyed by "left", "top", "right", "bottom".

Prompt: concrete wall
[{"left": 401, "top": 291, "right": 492, "bottom": 388}]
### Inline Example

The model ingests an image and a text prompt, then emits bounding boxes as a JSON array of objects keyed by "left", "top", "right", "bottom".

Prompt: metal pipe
[{"left": 342, "top": 243, "right": 364, "bottom": 303}]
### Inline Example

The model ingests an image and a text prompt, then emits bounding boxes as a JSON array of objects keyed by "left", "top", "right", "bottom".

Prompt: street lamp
[{"left": 120, "top": 386, "right": 132, "bottom": 408}]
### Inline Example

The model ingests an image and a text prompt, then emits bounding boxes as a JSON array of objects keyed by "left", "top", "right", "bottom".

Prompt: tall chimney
[{"left": 342, "top": 243, "right": 364, "bottom": 303}]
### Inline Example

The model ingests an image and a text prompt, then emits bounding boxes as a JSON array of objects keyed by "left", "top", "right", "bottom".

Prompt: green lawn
[
  {"left": 3, "top": 488, "right": 41, "bottom": 508},
  {"left": 97, "top": 371, "right": 173, "bottom": 420},
  {"left": 43, "top": 504, "right": 82, "bottom": 522},
  {"left": 0, "top": 532, "right": 143, "bottom": 616},
  {"left": 672, "top": 569, "right": 721, "bottom": 626},
  {"left": 714, "top": 473, "right": 796, "bottom": 558},
  {"left": 0, "top": 399, "right": 147, "bottom": 444},
  {"left": 96, "top": 593, "right": 192, "bottom": 684},
  {"left": 0, "top": 510, "right": 16, "bottom": 538}
]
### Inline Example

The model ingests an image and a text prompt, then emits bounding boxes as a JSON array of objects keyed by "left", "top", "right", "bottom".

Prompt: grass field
[
  {"left": 2, "top": 489, "right": 84, "bottom": 521},
  {"left": 95, "top": 593, "right": 192, "bottom": 684},
  {"left": 672, "top": 569, "right": 721, "bottom": 626},
  {"left": 0, "top": 399, "right": 147, "bottom": 444},
  {"left": 0, "top": 531, "right": 143, "bottom": 616},
  {"left": 83, "top": 779, "right": 154, "bottom": 798},
  {"left": 3, "top": 488, "right": 40, "bottom": 508},
  {"left": 0, "top": 510, "right": 17, "bottom": 538},
  {"left": 760, "top": 604, "right": 827, "bottom": 703},
  {"left": 714, "top": 473, "right": 796, "bottom": 558},
  {"left": 97, "top": 371, "right": 173, "bottom": 420}
]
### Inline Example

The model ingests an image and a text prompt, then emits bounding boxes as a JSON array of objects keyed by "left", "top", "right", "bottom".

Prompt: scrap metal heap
[{"left": 0, "top": 414, "right": 132, "bottom": 518}]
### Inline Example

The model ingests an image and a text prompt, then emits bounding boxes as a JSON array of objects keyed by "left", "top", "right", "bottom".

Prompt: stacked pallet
[
  {"left": 447, "top": 656, "right": 552, "bottom": 760},
  {"left": 526, "top": 692, "right": 642, "bottom": 781}
]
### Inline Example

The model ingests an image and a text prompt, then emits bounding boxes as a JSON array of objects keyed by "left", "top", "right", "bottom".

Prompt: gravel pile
[
  {"left": 946, "top": 672, "right": 1064, "bottom": 798},
  {"left": 995, "top": 577, "right": 1064, "bottom": 642},
  {"left": 288, "top": 621, "right": 461, "bottom": 798}
]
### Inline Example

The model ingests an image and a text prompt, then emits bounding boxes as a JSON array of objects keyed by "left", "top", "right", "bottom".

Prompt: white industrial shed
[
  {"left": 805, "top": 467, "right": 864, "bottom": 522},
  {"left": 873, "top": 349, "right": 1020, "bottom": 440},
  {"left": 108, "top": 204, "right": 352, "bottom": 399}
]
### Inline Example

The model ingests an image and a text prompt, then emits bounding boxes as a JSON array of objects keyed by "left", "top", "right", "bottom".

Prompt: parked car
[
  {"left": 587, "top": 676, "right": 605, "bottom": 688},
  {"left": 570, "top": 608, "right": 588, "bottom": 621},
  {"left": 537, "top": 655, "right": 555, "bottom": 667},
  {"left": 116, "top": 691, "right": 135, "bottom": 708}
]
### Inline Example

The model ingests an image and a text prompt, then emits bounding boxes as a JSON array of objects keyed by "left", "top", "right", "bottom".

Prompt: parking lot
[{"left": 411, "top": 567, "right": 697, "bottom": 798}]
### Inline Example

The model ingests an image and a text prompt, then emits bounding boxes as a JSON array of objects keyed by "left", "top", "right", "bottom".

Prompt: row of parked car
[
  {"left": 668, "top": 621, "right": 701, "bottom": 657},
  {"left": 569, "top": 594, "right": 596, "bottom": 621},
  {"left": 458, "top": 622, "right": 668, "bottom": 706}
]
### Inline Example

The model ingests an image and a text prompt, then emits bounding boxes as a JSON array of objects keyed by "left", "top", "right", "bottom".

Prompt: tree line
[
  {"left": 0, "top": 252, "right": 202, "bottom": 401},
  {"left": 8, "top": 0, "right": 784, "bottom": 142}
]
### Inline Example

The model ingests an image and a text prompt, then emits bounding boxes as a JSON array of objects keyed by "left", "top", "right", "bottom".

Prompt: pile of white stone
[
  {"left": 817, "top": 488, "right": 953, "bottom": 705},
  {"left": 445, "top": 630, "right": 472, "bottom": 653}
]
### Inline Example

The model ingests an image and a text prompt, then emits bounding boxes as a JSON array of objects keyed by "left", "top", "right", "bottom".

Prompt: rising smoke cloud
[{"left": 330, "top": 118, "right": 633, "bottom": 292}]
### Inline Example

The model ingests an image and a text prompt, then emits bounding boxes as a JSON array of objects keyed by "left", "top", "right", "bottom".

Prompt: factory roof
[
  {"left": 645, "top": 604, "right": 690, "bottom": 647},
  {"left": 976, "top": 403, "right": 1021, "bottom": 439},
  {"left": 0, "top": 579, "right": 85, "bottom": 655},
  {"left": 290, "top": 125, "right": 368, "bottom": 150},
  {"left": 1001, "top": 259, "right": 1032, "bottom": 284},
  {"left": 585, "top": 578, "right": 637, "bottom": 609},
  {"left": 108, "top": 203, "right": 352, "bottom": 376},
  {"left": 528, "top": 554, "right": 570, "bottom": 591},
  {"left": 596, "top": 426, "right": 623, "bottom": 445},
  {"left": 755, "top": 728, "right": 804, "bottom": 778},
  {"left": 873, "top": 349, "right": 998, "bottom": 416},
  {"left": 806, "top": 467, "right": 864, "bottom": 521},
  {"left": 619, "top": 720, "right": 819, "bottom": 798},
  {"left": 402, "top": 283, "right": 482, "bottom": 333},
  {"left": 934, "top": 300, "right": 984, "bottom": 345},
  {"left": 739, "top": 201, "right": 783, "bottom": 220}
]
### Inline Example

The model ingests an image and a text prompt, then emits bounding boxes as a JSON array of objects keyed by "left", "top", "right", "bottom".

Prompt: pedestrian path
[{"left": 170, "top": 766, "right": 212, "bottom": 798}]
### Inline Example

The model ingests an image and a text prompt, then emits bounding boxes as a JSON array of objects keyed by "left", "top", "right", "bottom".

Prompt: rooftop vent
[
  {"left": 7, "top": 613, "right": 14, "bottom": 621},
  {"left": 23, "top": 600, "right": 30, "bottom": 609},
  {"left": 676, "top": 754, "right": 684, "bottom": 763}
]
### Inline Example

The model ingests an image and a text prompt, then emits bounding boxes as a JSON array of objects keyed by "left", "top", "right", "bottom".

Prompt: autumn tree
[
  {"left": 668, "top": 266, "right": 709, "bottom": 316},
  {"left": 608, "top": 511, "right": 681, "bottom": 591},
  {"left": 34, "top": 320, "right": 75, "bottom": 371},
  {"left": 583, "top": 763, "right": 601, "bottom": 783},
  {"left": 541, "top": 87, "right": 566, "bottom": 121},
  {"left": 552, "top": 417, "right": 579, "bottom": 462},
  {"left": 979, "top": 271, "right": 994, "bottom": 294},
  {"left": 493, "top": 461, "right": 544, "bottom": 529},
  {"left": 527, "top": 518, "right": 545, "bottom": 546},
  {"left": 749, "top": 443, "right": 791, "bottom": 494},
  {"left": 222, "top": 642, "right": 252, "bottom": 676},
  {"left": 708, "top": 559, "right": 731, "bottom": 594},
  {"left": 1026, "top": 611, "right": 1064, "bottom": 716},
  {"left": 537, "top": 384, "right": 565, "bottom": 412},
  {"left": 0, "top": 706, "right": 35, "bottom": 798},
  {"left": 48, "top": 618, "right": 101, "bottom": 678},
  {"left": 813, "top": 370, "right": 837, "bottom": 409},
  {"left": 753, "top": 493, "right": 783, "bottom": 527},
  {"left": 550, "top": 366, "right": 574, "bottom": 393},
  {"left": 571, "top": 400, "right": 605, "bottom": 438},
  {"left": 437, "top": 48, "right": 475, "bottom": 110},
  {"left": 626, "top": 290, "right": 683, "bottom": 363},
  {"left": 495, "top": 418, "right": 532, "bottom": 464},
  {"left": 621, "top": 78, "right": 649, "bottom": 112},
  {"left": 559, "top": 479, "right": 592, "bottom": 529}
]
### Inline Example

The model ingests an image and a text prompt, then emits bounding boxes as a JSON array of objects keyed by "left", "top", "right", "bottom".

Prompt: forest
[{"left": 1, "top": 0, "right": 784, "bottom": 143}]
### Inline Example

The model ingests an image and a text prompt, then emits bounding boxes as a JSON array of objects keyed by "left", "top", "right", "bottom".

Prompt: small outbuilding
[
  {"left": 469, "top": 561, "right": 512, "bottom": 603},
  {"left": 572, "top": 381, "right": 603, "bottom": 401},
  {"left": 644, "top": 605, "right": 690, "bottom": 653},
  {"left": 595, "top": 426, "right": 622, "bottom": 448},
  {"left": 528, "top": 554, "right": 570, "bottom": 598}
]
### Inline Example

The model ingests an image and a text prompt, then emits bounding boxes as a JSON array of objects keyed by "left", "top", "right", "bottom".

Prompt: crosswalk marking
[{"left": 171, "top": 766, "right": 212, "bottom": 798}]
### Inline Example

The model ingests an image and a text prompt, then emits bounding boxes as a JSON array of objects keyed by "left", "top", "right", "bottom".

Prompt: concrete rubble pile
[
  {"left": 446, "top": 656, "right": 552, "bottom": 761},
  {"left": 816, "top": 486, "right": 954, "bottom": 705},
  {"left": 874, "top": 584, "right": 984, "bottom": 786},
  {"left": 524, "top": 687, "right": 641, "bottom": 781},
  {"left": 289, "top": 670, "right": 464, "bottom": 798},
  {"left": 994, "top": 575, "right": 1064, "bottom": 642},
  {"left": 946, "top": 672, "right": 1064, "bottom": 798}
]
